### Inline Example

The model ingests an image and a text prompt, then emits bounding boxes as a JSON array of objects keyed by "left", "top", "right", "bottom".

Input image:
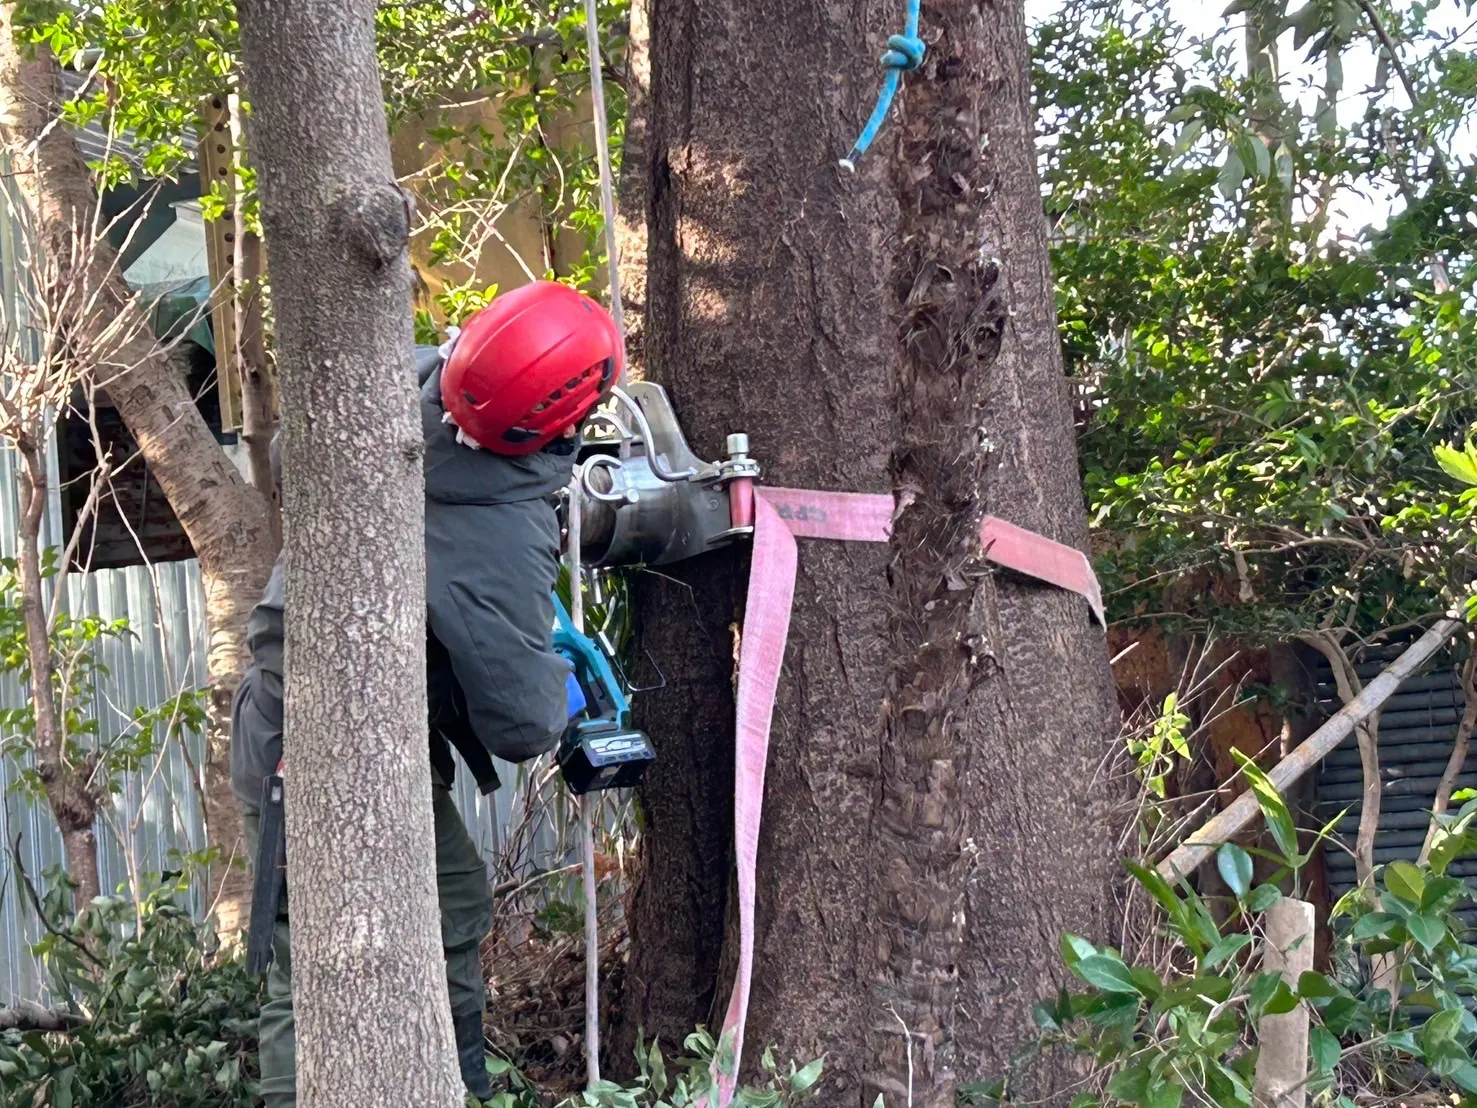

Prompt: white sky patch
[{"left": 1026, "top": 0, "right": 1477, "bottom": 238}]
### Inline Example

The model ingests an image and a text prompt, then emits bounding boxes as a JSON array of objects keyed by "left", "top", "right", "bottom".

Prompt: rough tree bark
[
  {"left": 613, "top": 0, "right": 1118, "bottom": 1102},
  {"left": 237, "top": 1, "right": 463, "bottom": 1104},
  {"left": 0, "top": 8, "right": 275, "bottom": 933}
]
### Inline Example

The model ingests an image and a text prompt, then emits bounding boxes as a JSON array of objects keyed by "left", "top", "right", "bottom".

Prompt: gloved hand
[{"left": 565, "top": 664, "right": 587, "bottom": 720}]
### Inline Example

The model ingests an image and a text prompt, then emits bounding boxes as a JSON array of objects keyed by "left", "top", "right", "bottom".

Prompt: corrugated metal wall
[
  {"left": 0, "top": 146, "right": 585, "bottom": 1006},
  {"left": 0, "top": 459, "right": 580, "bottom": 1005},
  {"left": 1315, "top": 641, "right": 1471, "bottom": 908},
  {"left": 0, "top": 429, "right": 582, "bottom": 1004}
]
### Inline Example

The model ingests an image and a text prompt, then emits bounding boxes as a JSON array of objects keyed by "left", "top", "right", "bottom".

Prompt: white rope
[
  {"left": 576, "top": 0, "right": 624, "bottom": 1083},
  {"left": 567, "top": 472, "right": 602, "bottom": 1087},
  {"left": 583, "top": 0, "right": 626, "bottom": 385}
]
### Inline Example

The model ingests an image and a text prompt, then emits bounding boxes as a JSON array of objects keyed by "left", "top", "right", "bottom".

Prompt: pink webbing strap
[{"left": 700, "top": 487, "right": 1103, "bottom": 1107}]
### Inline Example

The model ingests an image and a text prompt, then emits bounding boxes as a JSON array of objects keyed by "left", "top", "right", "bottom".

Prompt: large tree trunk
[
  {"left": 0, "top": 8, "right": 275, "bottom": 933},
  {"left": 237, "top": 1, "right": 462, "bottom": 1105},
  {"left": 614, "top": 0, "right": 1118, "bottom": 1102}
]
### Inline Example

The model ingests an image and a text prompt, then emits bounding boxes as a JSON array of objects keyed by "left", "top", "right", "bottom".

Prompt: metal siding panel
[{"left": 1315, "top": 646, "right": 1466, "bottom": 903}]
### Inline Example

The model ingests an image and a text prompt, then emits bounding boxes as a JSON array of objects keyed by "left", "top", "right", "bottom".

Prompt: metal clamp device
[{"left": 571, "top": 382, "right": 759, "bottom": 568}]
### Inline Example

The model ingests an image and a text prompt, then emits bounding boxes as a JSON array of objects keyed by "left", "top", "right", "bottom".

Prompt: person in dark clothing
[{"left": 230, "top": 281, "right": 623, "bottom": 1106}]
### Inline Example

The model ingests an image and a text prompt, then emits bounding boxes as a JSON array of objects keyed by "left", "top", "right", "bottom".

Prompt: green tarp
[{"left": 136, "top": 275, "right": 215, "bottom": 357}]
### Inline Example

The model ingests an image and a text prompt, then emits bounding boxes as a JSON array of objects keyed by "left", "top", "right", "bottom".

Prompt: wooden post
[
  {"left": 198, "top": 93, "right": 243, "bottom": 431},
  {"left": 1254, "top": 897, "right": 1315, "bottom": 1107}
]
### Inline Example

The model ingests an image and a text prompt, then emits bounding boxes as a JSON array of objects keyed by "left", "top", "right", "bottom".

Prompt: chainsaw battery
[{"left": 558, "top": 718, "right": 656, "bottom": 794}]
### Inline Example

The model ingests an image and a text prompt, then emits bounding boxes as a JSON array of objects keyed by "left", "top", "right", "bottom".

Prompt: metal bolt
[{"left": 726, "top": 432, "right": 750, "bottom": 458}]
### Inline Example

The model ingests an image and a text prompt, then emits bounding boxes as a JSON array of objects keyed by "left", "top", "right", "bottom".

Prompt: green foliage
[
  {"left": 518, "top": 1032, "right": 823, "bottom": 1108},
  {"left": 1126, "top": 692, "right": 1191, "bottom": 798},
  {"left": 2, "top": 864, "right": 823, "bottom": 1108},
  {"left": 15, "top": 0, "right": 629, "bottom": 297},
  {"left": 984, "top": 772, "right": 1477, "bottom": 1105},
  {"left": 1038, "top": 0, "right": 1477, "bottom": 637},
  {"left": 17, "top": 0, "right": 240, "bottom": 187},
  {"left": 0, "top": 550, "right": 205, "bottom": 807},
  {"left": 0, "top": 872, "right": 260, "bottom": 1107}
]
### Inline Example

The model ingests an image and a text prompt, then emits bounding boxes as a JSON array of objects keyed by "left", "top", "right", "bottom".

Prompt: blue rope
[{"left": 840, "top": 0, "right": 925, "bottom": 171}]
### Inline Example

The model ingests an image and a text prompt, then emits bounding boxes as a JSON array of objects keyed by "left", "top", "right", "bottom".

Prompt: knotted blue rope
[{"left": 840, "top": 0, "right": 925, "bottom": 172}]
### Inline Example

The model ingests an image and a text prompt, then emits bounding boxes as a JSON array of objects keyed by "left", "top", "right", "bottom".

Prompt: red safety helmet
[{"left": 440, "top": 281, "right": 622, "bottom": 455}]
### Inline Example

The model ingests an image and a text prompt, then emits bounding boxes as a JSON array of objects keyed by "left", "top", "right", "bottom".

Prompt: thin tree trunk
[
  {"left": 14, "top": 439, "right": 101, "bottom": 906},
  {"left": 237, "top": 0, "right": 462, "bottom": 1104},
  {"left": 0, "top": 9, "right": 275, "bottom": 934},
  {"left": 1419, "top": 657, "right": 1477, "bottom": 864},
  {"left": 615, "top": 0, "right": 1118, "bottom": 1101},
  {"left": 227, "top": 90, "right": 281, "bottom": 526},
  {"left": 1300, "top": 633, "right": 1381, "bottom": 885}
]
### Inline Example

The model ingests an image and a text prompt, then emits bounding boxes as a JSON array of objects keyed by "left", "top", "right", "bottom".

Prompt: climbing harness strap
[
  {"left": 840, "top": 0, "right": 926, "bottom": 171},
  {"left": 699, "top": 487, "right": 1103, "bottom": 1108}
]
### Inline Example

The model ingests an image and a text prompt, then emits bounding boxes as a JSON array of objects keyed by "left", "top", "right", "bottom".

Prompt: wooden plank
[{"left": 197, "top": 93, "right": 242, "bottom": 432}]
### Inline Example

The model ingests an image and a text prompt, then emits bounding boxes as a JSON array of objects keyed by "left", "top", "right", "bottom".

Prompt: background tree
[
  {"left": 0, "top": 5, "right": 275, "bottom": 928},
  {"left": 1038, "top": 0, "right": 1477, "bottom": 638},
  {"left": 612, "top": 0, "right": 1119, "bottom": 1100},
  {"left": 235, "top": 0, "right": 463, "bottom": 1103}
]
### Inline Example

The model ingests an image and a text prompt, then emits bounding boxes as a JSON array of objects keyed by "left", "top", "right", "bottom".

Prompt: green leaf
[
  {"left": 1174, "top": 119, "right": 1204, "bottom": 155},
  {"left": 1435, "top": 443, "right": 1477, "bottom": 488},
  {"left": 1147, "top": 1078, "right": 1184, "bottom": 1108},
  {"left": 1126, "top": 861, "right": 1189, "bottom": 933},
  {"left": 1274, "top": 144, "right": 1294, "bottom": 190},
  {"left": 1450, "top": 1065, "right": 1477, "bottom": 1093},
  {"left": 1407, "top": 912, "right": 1445, "bottom": 952},
  {"left": 1202, "top": 933, "right": 1252, "bottom": 970},
  {"left": 1421, "top": 1007, "right": 1463, "bottom": 1053},
  {"left": 789, "top": 1058, "right": 824, "bottom": 1093},
  {"left": 1350, "top": 912, "right": 1401, "bottom": 941},
  {"left": 1230, "top": 750, "right": 1298, "bottom": 863},
  {"left": 1421, "top": 876, "right": 1463, "bottom": 911},
  {"left": 1247, "top": 136, "right": 1271, "bottom": 179},
  {"left": 1297, "top": 971, "right": 1342, "bottom": 1002},
  {"left": 1106, "top": 1063, "right": 1150, "bottom": 1103},
  {"left": 1250, "top": 971, "right": 1299, "bottom": 1016},
  {"left": 1218, "top": 149, "right": 1245, "bottom": 199},
  {"left": 1309, "top": 1027, "right": 1340, "bottom": 1074},
  {"left": 1130, "top": 966, "right": 1164, "bottom": 998},
  {"left": 1384, "top": 860, "right": 1425, "bottom": 905},
  {"left": 1264, "top": 982, "right": 1299, "bottom": 1016},
  {"left": 1245, "top": 884, "right": 1281, "bottom": 912},
  {"left": 1032, "top": 1001, "right": 1060, "bottom": 1033},
  {"left": 1217, "top": 843, "right": 1253, "bottom": 899},
  {"left": 1074, "top": 953, "right": 1142, "bottom": 995},
  {"left": 1061, "top": 933, "right": 1096, "bottom": 970}
]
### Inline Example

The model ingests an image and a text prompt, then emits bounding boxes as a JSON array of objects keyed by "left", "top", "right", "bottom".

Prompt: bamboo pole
[{"left": 1157, "top": 619, "right": 1462, "bottom": 881}]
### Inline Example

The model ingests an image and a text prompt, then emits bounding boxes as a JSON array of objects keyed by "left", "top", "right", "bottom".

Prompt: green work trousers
[{"left": 244, "top": 784, "right": 494, "bottom": 1107}]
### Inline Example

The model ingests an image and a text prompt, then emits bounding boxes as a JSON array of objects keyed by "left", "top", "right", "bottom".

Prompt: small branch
[
  {"left": 9, "top": 835, "right": 105, "bottom": 969},
  {"left": 1300, "top": 630, "right": 1381, "bottom": 887},
  {"left": 1419, "top": 656, "right": 1477, "bottom": 864},
  {"left": 0, "top": 997, "right": 82, "bottom": 1031}
]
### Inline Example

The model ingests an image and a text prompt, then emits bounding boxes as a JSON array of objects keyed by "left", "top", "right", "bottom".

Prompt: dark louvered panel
[{"left": 1313, "top": 642, "right": 1468, "bottom": 911}]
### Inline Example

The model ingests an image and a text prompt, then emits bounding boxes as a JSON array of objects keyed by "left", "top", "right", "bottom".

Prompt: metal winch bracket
[{"left": 574, "top": 382, "right": 758, "bottom": 568}]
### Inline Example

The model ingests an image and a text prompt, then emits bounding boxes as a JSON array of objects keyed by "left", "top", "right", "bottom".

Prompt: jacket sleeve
[{"left": 425, "top": 496, "right": 569, "bottom": 763}]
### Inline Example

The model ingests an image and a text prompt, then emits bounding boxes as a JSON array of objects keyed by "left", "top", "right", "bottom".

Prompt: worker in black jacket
[{"left": 230, "top": 281, "right": 621, "bottom": 1105}]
